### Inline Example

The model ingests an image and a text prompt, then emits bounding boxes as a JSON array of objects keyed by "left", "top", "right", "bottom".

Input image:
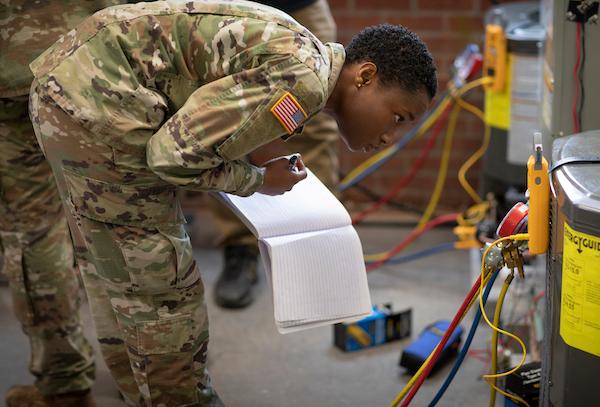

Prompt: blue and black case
[{"left": 399, "top": 320, "right": 463, "bottom": 374}]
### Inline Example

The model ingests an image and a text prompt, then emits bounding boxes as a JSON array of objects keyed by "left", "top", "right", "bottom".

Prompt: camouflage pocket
[
  {"left": 157, "top": 225, "right": 199, "bottom": 290},
  {"left": 62, "top": 170, "right": 185, "bottom": 228},
  {"left": 117, "top": 224, "right": 198, "bottom": 294},
  {"left": 76, "top": 218, "right": 197, "bottom": 294},
  {"left": 101, "top": 85, "right": 168, "bottom": 155},
  {"left": 0, "top": 231, "right": 35, "bottom": 326},
  {"left": 77, "top": 218, "right": 133, "bottom": 291},
  {"left": 131, "top": 314, "right": 200, "bottom": 406}
]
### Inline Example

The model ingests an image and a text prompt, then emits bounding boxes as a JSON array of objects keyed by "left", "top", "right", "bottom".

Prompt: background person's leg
[{"left": 0, "top": 97, "right": 95, "bottom": 405}]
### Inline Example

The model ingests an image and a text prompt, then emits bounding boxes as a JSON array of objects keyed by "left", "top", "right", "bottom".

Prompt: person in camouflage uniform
[
  {"left": 210, "top": 0, "right": 342, "bottom": 309},
  {"left": 28, "top": 1, "right": 437, "bottom": 405},
  {"left": 0, "top": 1, "right": 128, "bottom": 406}
]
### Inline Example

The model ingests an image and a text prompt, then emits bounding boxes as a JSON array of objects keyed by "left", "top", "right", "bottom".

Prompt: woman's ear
[
  {"left": 355, "top": 62, "right": 377, "bottom": 89},
  {"left": 354, "top": 62, "right": 377, "bottom": 89}
]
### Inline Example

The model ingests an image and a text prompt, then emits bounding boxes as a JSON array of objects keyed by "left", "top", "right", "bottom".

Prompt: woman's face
[{"left": 333, "top": 65, "right": 431, "bottom": 153}]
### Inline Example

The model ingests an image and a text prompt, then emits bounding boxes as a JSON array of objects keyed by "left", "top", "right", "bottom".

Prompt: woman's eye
[{"left": 395, "top": 114, "right": 405, "bottom": 124}]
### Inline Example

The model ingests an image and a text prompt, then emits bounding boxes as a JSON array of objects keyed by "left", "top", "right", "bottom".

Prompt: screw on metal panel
[{"left": 577, "top": 1, "right": 591, "bottom": 14}]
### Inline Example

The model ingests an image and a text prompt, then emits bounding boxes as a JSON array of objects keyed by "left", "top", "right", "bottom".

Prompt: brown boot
[
  {"left": 5, "top": 385, "right": 95, "bottom": 407},
  {"left": 44, "top": 390, "right": 96, "bottom": 407},
  {"left": 5, "top": 385, "right": 46, "bottom": 407}
]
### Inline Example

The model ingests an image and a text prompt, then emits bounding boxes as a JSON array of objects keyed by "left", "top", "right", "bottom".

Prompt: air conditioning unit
[{"left": 541, "top": 131, "right": 600, "bottom": 406}]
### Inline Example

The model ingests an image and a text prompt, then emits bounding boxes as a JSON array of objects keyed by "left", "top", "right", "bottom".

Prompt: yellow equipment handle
[
  {"left": 527, "top": 133, "right": 550, "bottom": 255},
  {"left": 483, "top": 23, "right": 507, "bottom": 92}
]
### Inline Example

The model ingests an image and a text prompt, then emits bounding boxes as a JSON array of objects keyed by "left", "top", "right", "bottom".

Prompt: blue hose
[
  {"left": 366, "top": 242, "right": 456, "bottom": 266},
  {"left": 428, "top": 269, "right": 500, "bottom": 407}
]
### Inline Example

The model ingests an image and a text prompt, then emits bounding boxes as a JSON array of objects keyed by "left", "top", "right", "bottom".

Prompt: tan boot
[
  {"left": 5, "top": 385, "right": 95, "bottom": 407},
  {"left": 5, "top": 385, "right": 46, "bottom": 407},
  {"left": 43, "top": 390, "right": 96, "bottom": 407}
]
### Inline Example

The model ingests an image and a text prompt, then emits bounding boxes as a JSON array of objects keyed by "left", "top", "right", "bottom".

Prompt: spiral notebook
[{"left": 216, "top": 169, "right": 372, "bottom": 333}]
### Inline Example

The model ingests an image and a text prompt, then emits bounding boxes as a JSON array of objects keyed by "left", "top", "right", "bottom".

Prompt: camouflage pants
[
  {"left": 207, "top": 0, "right": 340, "bottom": 247},
  {"left": 0, "top": 97, "right": 95, "bottom": 395},
  {"left": 30, "top": 87, "right": 216, "bottom": 406}
]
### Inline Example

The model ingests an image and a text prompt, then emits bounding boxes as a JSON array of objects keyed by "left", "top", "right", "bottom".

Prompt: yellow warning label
[
  {"left": 560, "top": 222, "right": 600, "bottom": 357},
  {"left": 484, "top": 54, "right": 512, "bottom": 130}
]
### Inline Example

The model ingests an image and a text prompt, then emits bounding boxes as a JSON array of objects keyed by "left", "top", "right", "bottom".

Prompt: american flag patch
[{"left": 270, "top": 92, "right": 307, "bottom": 135}]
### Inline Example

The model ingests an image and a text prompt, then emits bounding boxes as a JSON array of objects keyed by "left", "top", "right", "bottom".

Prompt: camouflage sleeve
[
  {"left": 146, "top": 108, "right": 265, "bottom": 197},
  {"left": 146, "top": 58, "right": 325, "bottom": 196}
]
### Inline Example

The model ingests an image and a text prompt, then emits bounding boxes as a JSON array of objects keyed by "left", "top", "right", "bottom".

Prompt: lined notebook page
[
  {"left": 219, "top": 170, "right": 350, "bottom": 239},
  {"left": 265, "top": 225, "right": 372, "bottom": 332}
]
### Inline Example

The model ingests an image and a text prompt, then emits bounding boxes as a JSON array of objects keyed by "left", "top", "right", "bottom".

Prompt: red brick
[
  {"left": 328, "top": 0, "right": 351, "bottom": 11},
  {"left": 334, "top": 15, "right": 382, "bottom": 30},
  {"left": 384, "top": 15, "right": 444, "bottom": 31},
  {"left": 417, "top": 0, "right": 475, "bottom": 11},
  {"left": 452, "top": 136, "right": 485, "bottom": 150},
  {"left": 336, "top": 33, "right": 354, "bottom": 45},
  {"left": 448, "top": 15, "right": 484, "bottom": 31},
  {"left": 375, "top": 173, "right": 414, "bottom": 185},
  {"left": 477, "top": 0, "right": 530, "bottom": 12},
  {"left": 341, "top": 189, "right": 370, "bottom": 203},
  {"left": 355, "top": 0, "right": 411, "bottom": 10},
  {"left": 421, "top": 34, "right": 476, "bottom": 54}
]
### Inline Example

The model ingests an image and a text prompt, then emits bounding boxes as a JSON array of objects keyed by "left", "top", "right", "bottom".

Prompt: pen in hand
[
  {"left": 257, "top": 154, "right": 307, "bottom": 195},
  {"left": 288, "top": 154, "right": 300, "bottom": 171}
]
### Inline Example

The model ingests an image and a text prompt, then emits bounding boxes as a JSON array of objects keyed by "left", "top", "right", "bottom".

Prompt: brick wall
[{"left": 332, "top": 0, "right": 497, "bottom": 213}]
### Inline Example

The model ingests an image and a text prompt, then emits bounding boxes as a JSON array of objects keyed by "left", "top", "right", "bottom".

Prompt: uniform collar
[{"left": 325, "top": 42, "right": 345, "bottom": 99}]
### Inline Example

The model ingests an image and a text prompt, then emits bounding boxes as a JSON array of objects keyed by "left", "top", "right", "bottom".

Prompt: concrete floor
[{"left": 0, "top": 216, "right": 499, "bottom": 407}]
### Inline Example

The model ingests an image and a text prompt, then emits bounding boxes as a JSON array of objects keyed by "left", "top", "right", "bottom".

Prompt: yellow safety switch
[
  {"left": 483, "top": 23, "right": 507, "bottom": 92},
  {"left": 527, "top": 132, "right": 550, "bottom": 255}
]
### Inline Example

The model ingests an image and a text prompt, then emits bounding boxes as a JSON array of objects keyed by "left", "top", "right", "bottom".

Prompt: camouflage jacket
[
  {"left": 0, "top": 0, "right": 128, "bottom": 98},
  {"left": 30, "top": 0, "right": 345, "bottom": 196}
]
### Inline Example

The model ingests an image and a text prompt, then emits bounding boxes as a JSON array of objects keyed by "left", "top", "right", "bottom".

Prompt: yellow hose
[
  {"left": 479, "top": 235, "right": 531, "bottom": 407},
  {"left": 489, "top": 273, "right": 512, "bottom": 407},
  {"left": 416, "top": 102, "right": 461, "bottom": 229},
  {"left": 455, "top": 97, "right": 490, "bottom": 204}
]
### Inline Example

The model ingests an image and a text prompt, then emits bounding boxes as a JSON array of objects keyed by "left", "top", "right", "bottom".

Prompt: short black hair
[{"left": 345, "top": 24, "right": 437, "bottom": 99}]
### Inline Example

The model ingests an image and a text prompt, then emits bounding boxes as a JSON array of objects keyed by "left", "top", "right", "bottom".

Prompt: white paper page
[
  {"left": 258, "top": 238, "right": 369, "bottom": 334},
  {"left": 264, "top": 225, "right": 372, "bottom": 333},
  {"left": 219, "top": 169, "right": 351, "bottom": 239},
  {"left": 257, "top": 239, "right": 273, "bottom": 291},
  {"left": 276, "top": 314, "right": 367, "bottom": 334}
]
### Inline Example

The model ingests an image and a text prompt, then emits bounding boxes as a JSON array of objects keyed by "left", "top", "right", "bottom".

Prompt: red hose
[
  {"left": 401, "top": 274, "right": 483, "bottom": 407},
  {"left": 366, "top": 213, "right": 459, "bottom": 272}
]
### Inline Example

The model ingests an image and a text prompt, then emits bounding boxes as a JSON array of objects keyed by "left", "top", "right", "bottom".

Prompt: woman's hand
[{"left": 257, "top": 154, "right": 307, "bottom": 195}]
